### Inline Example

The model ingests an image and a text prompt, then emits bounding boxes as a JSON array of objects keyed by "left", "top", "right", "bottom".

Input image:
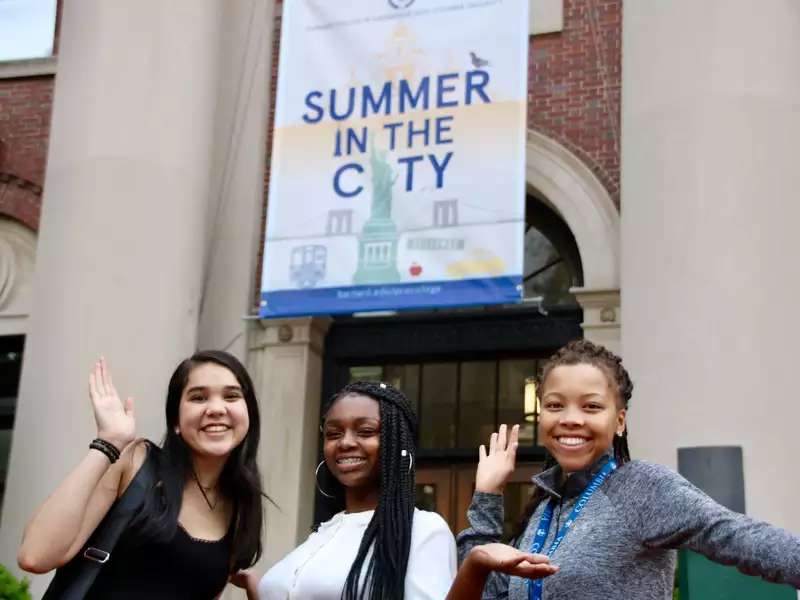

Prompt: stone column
[
  {"left": 0, "top": 1, "right": 225, "bottom": 593},
  {"left": 621, "top": 0, "right": 800, "bottom": 533},
  {"left": 197, "top": 0, "right": 275, "bottom": 358},
  {"left": 247, "top": 317, "right": 331, "bottom": 568}
]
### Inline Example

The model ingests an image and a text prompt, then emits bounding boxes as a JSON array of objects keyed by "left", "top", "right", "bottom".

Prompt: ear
[{"left": 616, "top": 408, "right": 627, "bottom": 436}]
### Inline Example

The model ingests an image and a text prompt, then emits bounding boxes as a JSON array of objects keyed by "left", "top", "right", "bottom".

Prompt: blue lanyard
[{"left": 527, "top": 459, "right": 617, "bottom": 600}]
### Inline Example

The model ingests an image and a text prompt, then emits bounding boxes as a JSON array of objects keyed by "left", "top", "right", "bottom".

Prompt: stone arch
[
  {"left": 0, "top": 173, "right": 42, "bottom": 231},
  {"left": 525, "top": 129, "right": 619, "bottom": 290},
  {"left": 0, "top": 216, "right": 37, "bottom": 335}
]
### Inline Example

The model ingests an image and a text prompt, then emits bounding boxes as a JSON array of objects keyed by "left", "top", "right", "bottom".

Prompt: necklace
[{"left": 192, "top": 471, "right": 219, "bottom": 511}]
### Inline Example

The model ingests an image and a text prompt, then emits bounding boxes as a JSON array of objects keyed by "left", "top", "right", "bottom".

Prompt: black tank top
[{"left": 85, "top": 522, "right": 233, "bottom": 599}]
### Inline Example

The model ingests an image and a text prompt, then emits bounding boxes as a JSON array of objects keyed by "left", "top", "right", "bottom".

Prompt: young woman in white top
[{"left": 233, "top": 380, "right": 457, "bottom": 600}]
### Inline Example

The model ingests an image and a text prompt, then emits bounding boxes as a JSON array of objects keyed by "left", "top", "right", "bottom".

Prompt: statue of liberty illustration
[{"left": 353, "top": 140, "right": 402, "bottom": 284}]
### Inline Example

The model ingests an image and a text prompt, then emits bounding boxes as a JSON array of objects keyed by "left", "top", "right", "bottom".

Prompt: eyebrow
[
  {"left": 323, "top": 417, "right": 380, "bottom": 427},
  {"left": 542, "top": 392, "right": 606, "bottom": 399},
  {"left": 185, "top": 385, "right": 243, "bottom": 394}
]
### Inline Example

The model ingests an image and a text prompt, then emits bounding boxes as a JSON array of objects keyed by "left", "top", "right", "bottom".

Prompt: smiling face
[
  {"left": 322, "top": 393, "right": 381, "bottom": 492},
  {"left": 177, "top": 362, "right": 250, "bottom": 460},
  {"left": 538, "top": 363, "right": 626, "bottom": 474}
]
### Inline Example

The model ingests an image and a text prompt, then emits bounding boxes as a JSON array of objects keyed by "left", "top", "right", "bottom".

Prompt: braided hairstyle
[
  {"left": 322, "top": 380, "right": 418, "bottom": 600},
  {"left": 508, "top": 339, "right": 633, "bottom": 543}
]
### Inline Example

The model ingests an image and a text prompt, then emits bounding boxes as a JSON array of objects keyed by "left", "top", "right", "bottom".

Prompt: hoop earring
[
  {"left": 401, "top": 449, "right": 414, "bottom": 473},
  {"left": 315, "top": 461, "right": 335, "bottom": 499}
]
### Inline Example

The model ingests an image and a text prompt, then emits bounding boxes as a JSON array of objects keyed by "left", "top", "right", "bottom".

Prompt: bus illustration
[{"left": 290, "top": 244, "right": 327, "bottom": 288}]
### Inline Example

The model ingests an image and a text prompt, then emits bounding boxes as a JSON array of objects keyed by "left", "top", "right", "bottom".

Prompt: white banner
[{"left": 261, "top": 0, "right": 529, "bottom": 317}]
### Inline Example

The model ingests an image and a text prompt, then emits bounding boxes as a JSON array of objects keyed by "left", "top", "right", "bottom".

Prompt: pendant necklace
[{"left": 192, "top": 471, "right": 218, "bottom": 511}]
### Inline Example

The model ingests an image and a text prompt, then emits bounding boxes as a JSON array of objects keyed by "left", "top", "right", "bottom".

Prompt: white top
[{"left": 259, "top": 508, "right": 457, "bottom": 600}]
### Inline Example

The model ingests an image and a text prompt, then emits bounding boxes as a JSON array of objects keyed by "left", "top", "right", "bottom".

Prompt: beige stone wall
[{"left": 621, "top": 0, "right": 800, "bottom": 534}]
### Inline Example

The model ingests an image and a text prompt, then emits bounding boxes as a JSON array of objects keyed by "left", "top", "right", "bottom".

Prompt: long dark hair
[
  {"left": 508, "top": 339, "right": 633, "bottom": 543},
  {"left": 125, "top": 350, "right": 264, "bottom": 571},
  {"left": 319, "top": 380, "right": 417, "bottom": 600}
]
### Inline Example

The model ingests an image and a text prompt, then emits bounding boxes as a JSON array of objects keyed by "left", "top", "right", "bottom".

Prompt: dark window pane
[
  {"left": 420, "top": 363, "right": 457, "bottom": 450},
  {"left": 503, "top": 481, "right": 536, "bottom": 538},
  {"left": 416, "top": 483, "right": 437, "bottom": 512},
  {"left": 348, "top": 365, "right": 383, "bottom": 382},
  {"left": 458, "top": 361, "right": 496, "bottom": 449},
  {"left": 524, "top": 196, "right": 582, "bottom": 306},
  {"left": 498, "top": 359, "right": 538, "bottom": 446},
  {"left": 384, "top": 364, "right": 421, "bottom": 419}
]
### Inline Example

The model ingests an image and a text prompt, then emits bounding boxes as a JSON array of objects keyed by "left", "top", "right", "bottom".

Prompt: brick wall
[
  {"left": 0, "top": 0, "right": 61, "bottom": 230},
  {"left": 529, "top": 0, "right": 621, "bottom": 203},
  {"left": 0, "top": 76, "right": 53, "bottom": 231}
]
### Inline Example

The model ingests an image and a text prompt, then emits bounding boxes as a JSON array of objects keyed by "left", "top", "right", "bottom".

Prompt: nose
[
  {"left": 205, "top": 393, "right": 227, "bottom": 416},
  {"left": 558, "top": 405, "right": 584, "bottom": 427},
  {"left": 337, "top": 429, "right": 358, "bottom": 450}
]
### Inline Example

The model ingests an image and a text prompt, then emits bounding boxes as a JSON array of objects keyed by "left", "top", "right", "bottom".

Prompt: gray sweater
[{"left": 457, "top": 457, "right": 800, "bottom": 599}]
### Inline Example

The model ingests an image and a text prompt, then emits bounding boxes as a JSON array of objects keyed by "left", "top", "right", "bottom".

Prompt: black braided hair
[
  {"left": 321, "top": 380, "right": 418, "bottom": 600},
  {"left": 508, "top": 339, "right": 633, "bottom": 544}
]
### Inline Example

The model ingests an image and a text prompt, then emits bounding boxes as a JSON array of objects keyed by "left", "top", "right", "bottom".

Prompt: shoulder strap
[
  {"left": 42, "top": 445, "right": 158, "bottom": 600},
  {"left": 86, "top": 445, "right": 157, "bottom": 559}
]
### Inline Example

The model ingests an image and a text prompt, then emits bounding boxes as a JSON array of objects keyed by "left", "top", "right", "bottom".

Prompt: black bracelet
[
  {"left": 93, "top": 438, "right": 121, "bottom": 457},
  {"left": 89, "top": 438, "right": 120, "bottom": 464}
]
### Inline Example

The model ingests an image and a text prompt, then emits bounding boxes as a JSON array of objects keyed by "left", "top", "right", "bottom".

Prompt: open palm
[
  {"left": 89, "top": 358, "right": 135, "bottom": 451},
  {"left": 471, "top": 543, "right": 558, "bottom": 580},
  {"left": 475, "top": 424, "right": 519, "bottom": 494}
]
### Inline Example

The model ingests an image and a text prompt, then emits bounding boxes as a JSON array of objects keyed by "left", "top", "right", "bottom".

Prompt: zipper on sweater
[{"left": 552, "top": 495, "right": 565, "bottom": 547}]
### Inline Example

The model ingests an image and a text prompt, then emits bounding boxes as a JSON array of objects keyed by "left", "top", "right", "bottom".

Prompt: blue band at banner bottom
[
  {"left": 527, "top": 458, "right": 617, "bottom": 600},
  {"left": 260, "top": 275, "right": 522, "bottom": 318}
]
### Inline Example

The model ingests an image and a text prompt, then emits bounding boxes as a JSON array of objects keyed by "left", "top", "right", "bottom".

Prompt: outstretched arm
[
  {"left": 18, "top": 359, "right": 138, "bottom": 573},
  {"left": 626, "top": 462, "right": 800, "bottom": 588}
]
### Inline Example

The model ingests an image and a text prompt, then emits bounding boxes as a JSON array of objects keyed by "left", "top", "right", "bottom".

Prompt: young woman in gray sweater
[{"left": 447, "top": 340, "right": 800, "bottom": 600}]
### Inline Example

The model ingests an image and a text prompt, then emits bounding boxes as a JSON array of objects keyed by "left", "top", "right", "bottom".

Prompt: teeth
[
  {"left": 558, "top": 437, "right": 588, "bottom": 446},
  {"left": 337, "top": 457, "right": 366, "bottom": 465},
  {"left": 203, "top": 425, "right": 229, "bottom": 432}
]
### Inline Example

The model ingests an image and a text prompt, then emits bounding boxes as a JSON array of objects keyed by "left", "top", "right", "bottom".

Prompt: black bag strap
[{"left": 42, "top": 445, "right": 157, "bottom": 600}]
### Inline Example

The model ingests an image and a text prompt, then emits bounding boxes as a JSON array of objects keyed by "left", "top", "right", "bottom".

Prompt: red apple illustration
[{"left": 409, "top": 262, "right": 423, "bottom": 277}]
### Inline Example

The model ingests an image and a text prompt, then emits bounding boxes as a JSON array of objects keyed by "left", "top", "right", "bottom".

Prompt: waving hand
[
  {"left": 475, "top": 424, "right": 519, "bottom": 494},
  {"left": 89, "top": 358, "right": 135, "bottom": 451}
]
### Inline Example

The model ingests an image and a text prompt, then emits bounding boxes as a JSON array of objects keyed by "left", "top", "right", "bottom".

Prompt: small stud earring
[{"left": 174, "top": 427, "right": 180, "bottom": 435}]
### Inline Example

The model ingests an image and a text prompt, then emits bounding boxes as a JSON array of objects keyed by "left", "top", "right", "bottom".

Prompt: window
[
  {"left": 0, "top": 0, "right": 57, "bottom": 61},
  {"left": 0, "top": 335, "right": 24, "bottom": 513},
  {"left": 524, "top": 195, "right": 583, "bottom": 305},
  {"left": 347, "top": 357, "right": 547, "bottom": 453}
]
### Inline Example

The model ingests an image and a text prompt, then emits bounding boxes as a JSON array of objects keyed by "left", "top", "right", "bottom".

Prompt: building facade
[{"left": 0, "top": 1, "right": 798, "bottom": 598}]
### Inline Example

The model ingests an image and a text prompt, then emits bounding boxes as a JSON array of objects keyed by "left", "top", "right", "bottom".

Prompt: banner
[{"left": 260, "top": 0, "right": 529, "bottom": 317}]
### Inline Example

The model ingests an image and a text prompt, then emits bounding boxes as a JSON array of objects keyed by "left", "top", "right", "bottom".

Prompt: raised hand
[
  {"left": 468, "top": 543, "right": 558, "bottom": 580},
  {"left": 89, "top": 358, "right": 135, "bottom": 451},
  {"left": 475, "top": 424, "right": 519, "bottom": 494}
]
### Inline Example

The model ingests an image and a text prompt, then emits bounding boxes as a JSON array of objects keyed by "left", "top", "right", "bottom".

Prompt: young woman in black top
[{"left": 18, "top": 351, "right": 265, "bottom": 599}]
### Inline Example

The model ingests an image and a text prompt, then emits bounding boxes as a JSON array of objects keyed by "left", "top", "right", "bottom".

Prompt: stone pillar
[
  {"left": 572, "top": 287, "right": 620, "bottom": 355},
  {"left": 0, "top": 1, "right": 225, "bottom": 593},
  {"left": 621, "top": 0, "right": 800, "bottom": 533},
  {"left": 247, "top": 317, "right": 331, "bottom": 568},
  {"left": 197, "top": 0, "right": 275, "bottom": 359}
]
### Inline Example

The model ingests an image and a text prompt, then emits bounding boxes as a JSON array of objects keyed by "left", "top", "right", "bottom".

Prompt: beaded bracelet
[{"left": 89, "top": 438, "right": 121, "bottom": 464}]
